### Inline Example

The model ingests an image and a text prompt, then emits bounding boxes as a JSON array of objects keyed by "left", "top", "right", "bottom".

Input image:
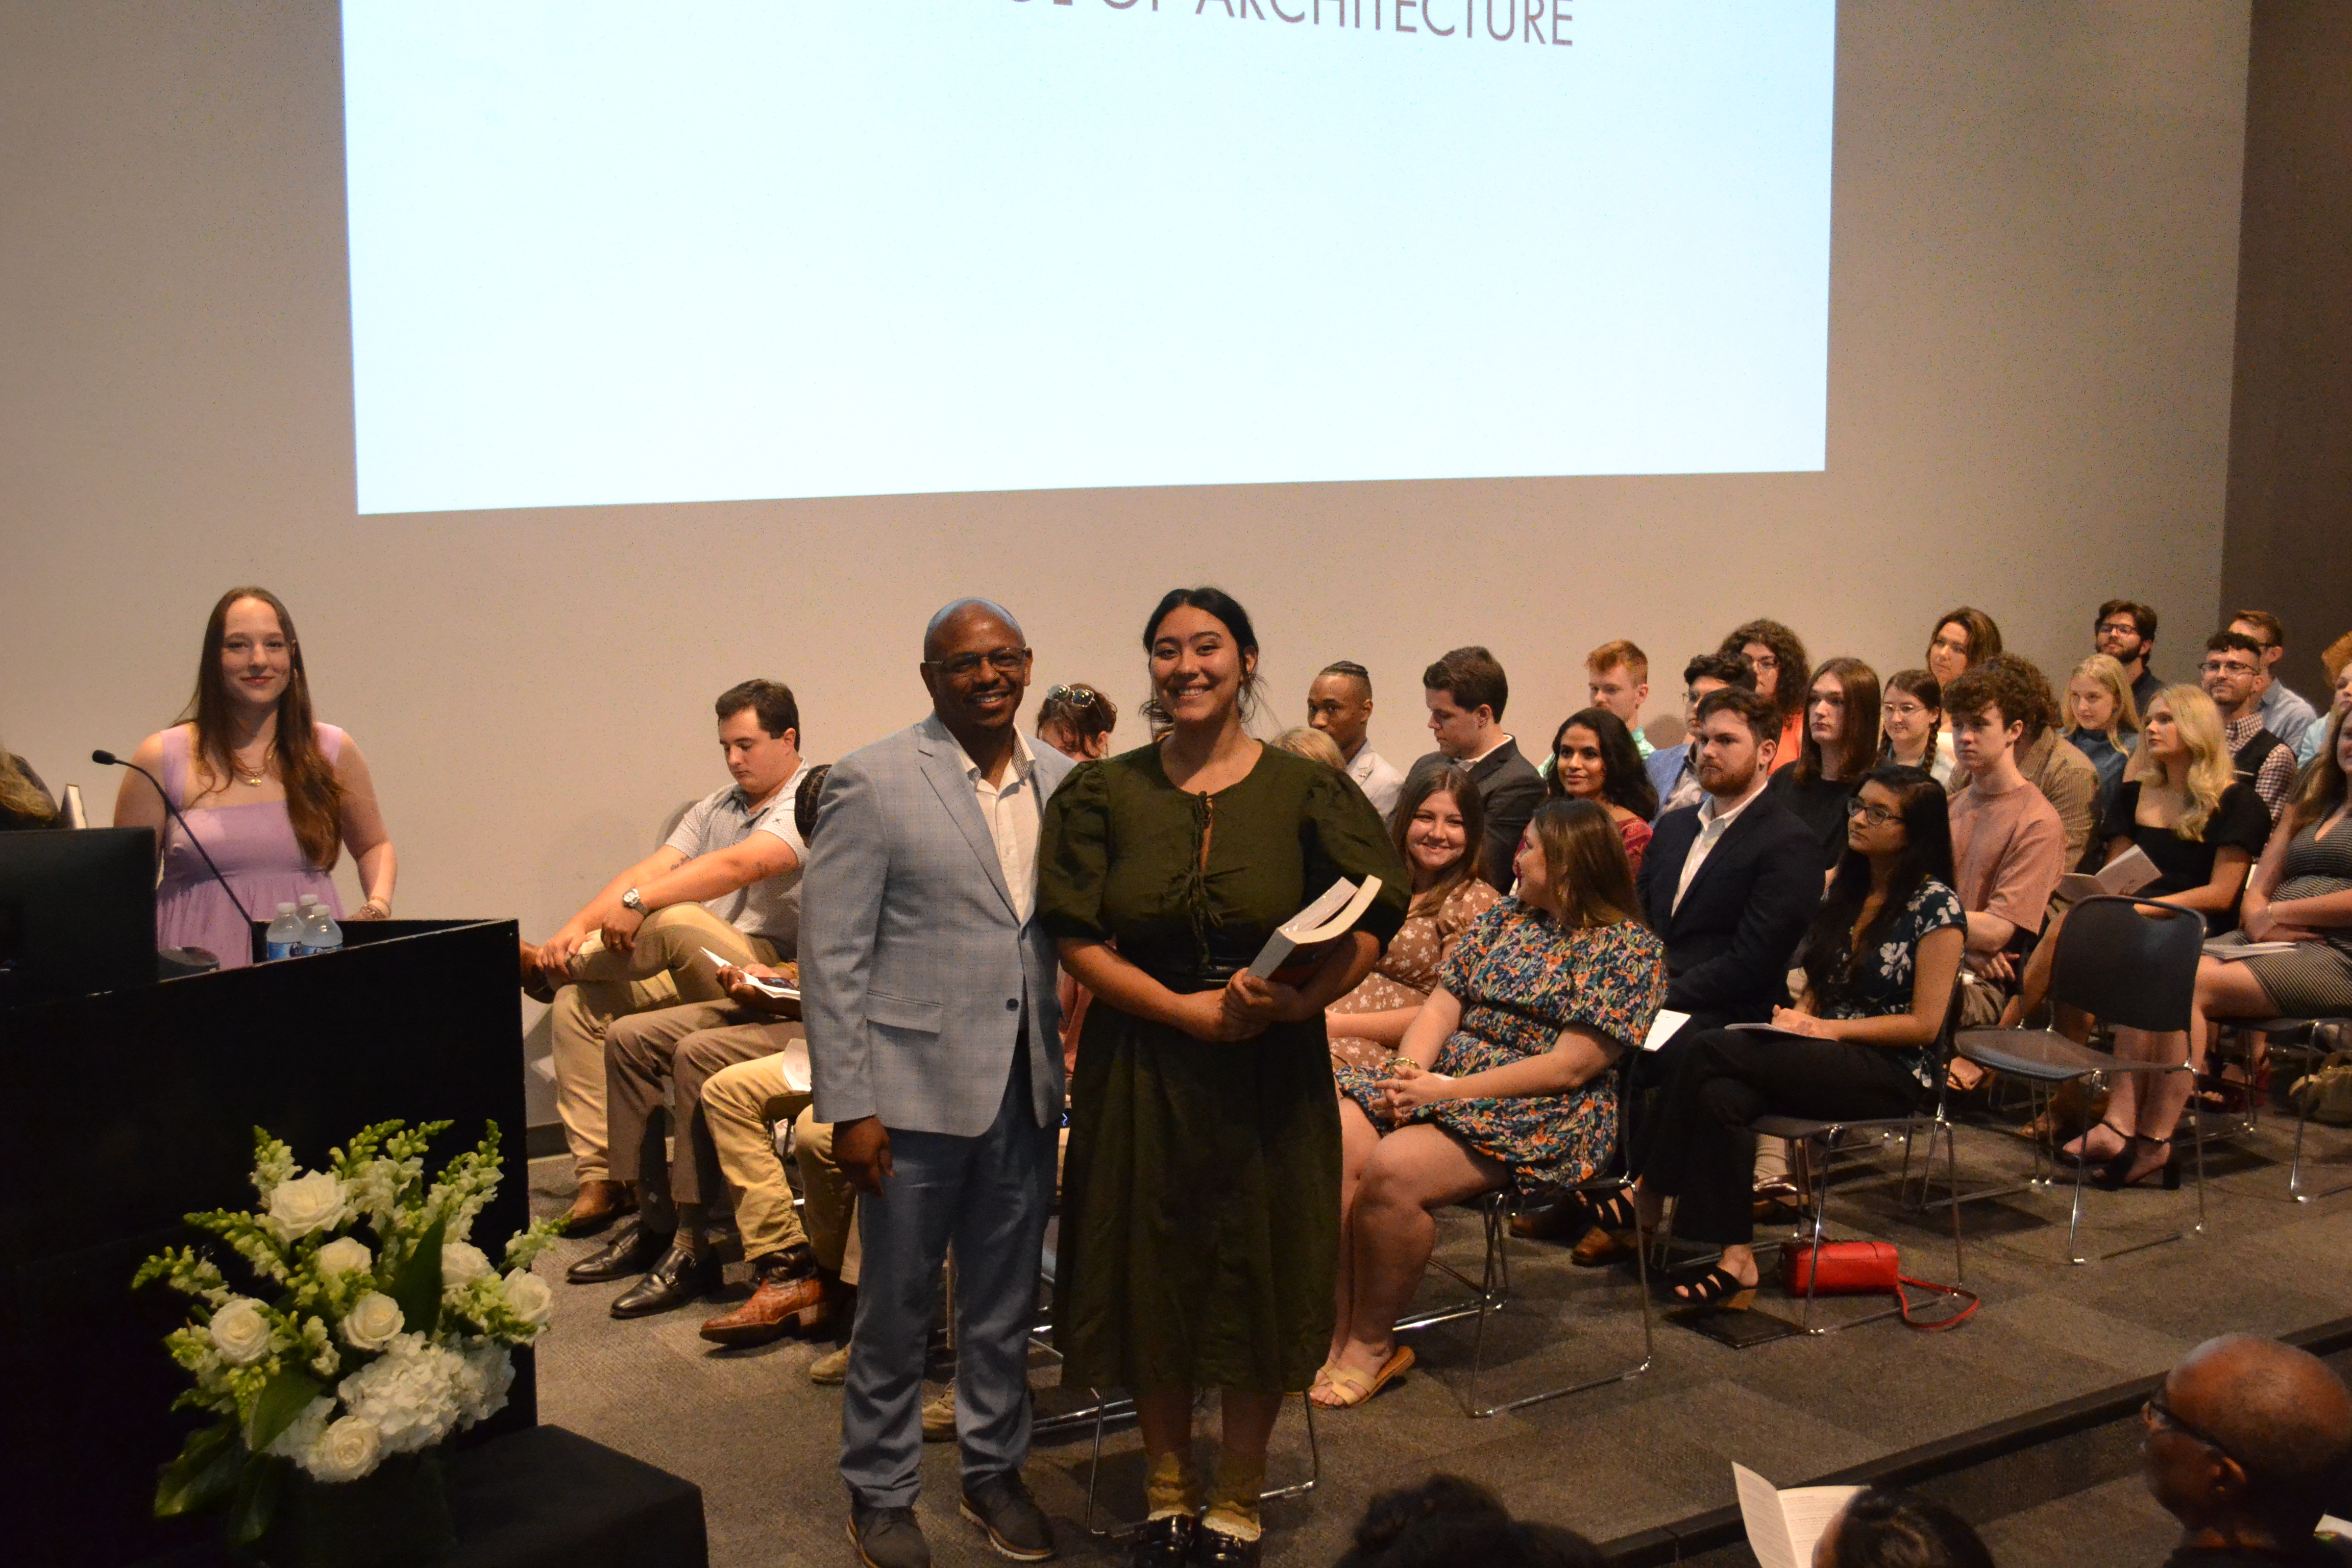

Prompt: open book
[
  {"left": 1733, "top": 1462, "right": 1863, "bottom": 1568},
  {"left": 2206, "top": 939, "right": 2300, "bottom": 961},
  {"left": 2056, "top": 843, "right": 2159, "bottom": 905},
  {"left": 1248, "top": 876, "right": 1384, "bottom": 980},
  {"left": 701, "top": 947, "right": 800, "bottom": 1000}
]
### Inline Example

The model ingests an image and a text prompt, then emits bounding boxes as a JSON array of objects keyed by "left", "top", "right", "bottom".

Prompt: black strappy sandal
[
  {"left": 2059, "top": 1117, "right": 2130, "bottom": 1168},
  {"left": 1669, "top": 1264, "right": 1757, "bottom": 1309}
]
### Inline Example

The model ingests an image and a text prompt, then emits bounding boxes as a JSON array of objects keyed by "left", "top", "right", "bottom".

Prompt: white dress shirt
[
  {"left": 950, "top": 730, "right": 1043, "bottom": 921},
  {"left": 1344, "top": 742, "right": 1405, "bottom": 819},
  {"left": 1672, "top": 771, "right": 1771, "bottom": 916}
]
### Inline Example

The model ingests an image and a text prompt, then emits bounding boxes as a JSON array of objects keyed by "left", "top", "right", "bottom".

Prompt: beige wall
[{"left": 3, "top": 3, "right": 2248, "bottom": 1107}]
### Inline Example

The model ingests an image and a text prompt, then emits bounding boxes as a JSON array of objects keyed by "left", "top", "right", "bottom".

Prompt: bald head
[
  {"left": 923, "top": 598, "right": 1023, "bottom": 663},
  {"left": 2158, "top": 1335, "right": 2352, "bottom": 1536}
]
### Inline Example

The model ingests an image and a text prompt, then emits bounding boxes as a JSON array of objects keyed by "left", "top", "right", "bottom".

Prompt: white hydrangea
[
  {"left": 265, "top": 1395, "right": 336, "bottom": 1465},
  {"left": 449, "top": 1337, "right": 515, "bottom": 1428},
  {"left": 336, "top": 1334, "right": 468, "bottom": 1456}
]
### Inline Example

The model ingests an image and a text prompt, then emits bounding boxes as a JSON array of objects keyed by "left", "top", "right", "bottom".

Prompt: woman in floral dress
[
  {"left": 1326, "top": 766, "right": 1500, "bottom": 1072},
  {"left": 1315, "top": 798, "right": 1665, "bottom": 1407},
  {"left": 1624, "top": 765, "right": 1964, "bottom": 1306}
]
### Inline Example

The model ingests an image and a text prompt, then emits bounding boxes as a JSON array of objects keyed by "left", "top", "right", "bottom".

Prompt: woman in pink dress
[
  {"left": 113, "top": 587, "right": 396, "bottom": 968},
  {"left": 1545, "top": 708, "right": 1656, "bottom": 875}
]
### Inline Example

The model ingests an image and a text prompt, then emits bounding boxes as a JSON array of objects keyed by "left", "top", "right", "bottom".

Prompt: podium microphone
[{"left": 91, "top": 748, "right": 257, "bottom": 932}]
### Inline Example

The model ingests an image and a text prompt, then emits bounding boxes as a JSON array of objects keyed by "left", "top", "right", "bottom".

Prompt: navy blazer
[
  {"left": 1407, "top": 738, "right": 1548, "bottom": 892},
  {"left": 1636, "top": 791, "right": 1822, "bottom": 1027}
]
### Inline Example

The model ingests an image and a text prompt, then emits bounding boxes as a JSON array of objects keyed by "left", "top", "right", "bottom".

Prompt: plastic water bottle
[
  {"left": 264, "top": 902, "right": 304, "bottom": 962},
  {"left": 300, "top": 899, "right": 344, "bottom": 958}
]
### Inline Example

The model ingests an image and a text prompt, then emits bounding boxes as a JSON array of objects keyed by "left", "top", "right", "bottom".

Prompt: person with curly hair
[{"left": 1719, "top": 618, "right": 1810, "bottom": 775}]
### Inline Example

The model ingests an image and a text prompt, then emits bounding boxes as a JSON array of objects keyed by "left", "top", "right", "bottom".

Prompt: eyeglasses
[
  {"left": 1045, "top": 684, "right": 1097, "bottom": 707},
  {"left": 1845, "top": 798, "right": 1899, "bottom": 827},
  {"left": 929, "top": 648, "right": 1031, "bottom": 678},
  {"left": 2199, "top": 659, "right": 2258, "bottom": 678},
  {"left": 2142, "top": 1394, "right": 2238, "bottom": 1468},
  {"left": 2096, "top": 621, "right": 2141, "bottom": 638}
]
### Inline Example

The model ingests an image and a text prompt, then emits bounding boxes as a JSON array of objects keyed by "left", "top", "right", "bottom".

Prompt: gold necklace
[{"left": 232, "top": 741, "right": 273, "bottom": 787}]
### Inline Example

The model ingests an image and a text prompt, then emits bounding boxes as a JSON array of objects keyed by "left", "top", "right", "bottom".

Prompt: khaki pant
[
  {"left": 607, "top": 1003, "right": 797, "bottom": 1231},
  {"left": 699, "top": 1057, "right": 862, "bottom": 1285},
  {"left": 547, "top": 903, "right": 775, "bottom": 1180}
]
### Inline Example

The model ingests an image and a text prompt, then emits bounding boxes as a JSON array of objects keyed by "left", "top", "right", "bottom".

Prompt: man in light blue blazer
[{"left": 805, "top": 599, "right": 1073, "bottom": 1568}]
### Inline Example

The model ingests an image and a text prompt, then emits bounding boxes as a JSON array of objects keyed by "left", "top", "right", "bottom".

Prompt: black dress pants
[{"left": 1637, "top": 1027, "right": 1926, "bottom": 1247}]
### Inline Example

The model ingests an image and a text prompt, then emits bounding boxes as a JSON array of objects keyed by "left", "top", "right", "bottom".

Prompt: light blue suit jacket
[{"left": 804, "top": 715, "right": 1074, "bottom": 1138}]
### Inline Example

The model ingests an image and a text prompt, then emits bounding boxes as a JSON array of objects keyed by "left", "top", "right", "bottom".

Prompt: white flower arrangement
[{"left": 134, "top": 1120, "right": 559, "bottom": 1546}]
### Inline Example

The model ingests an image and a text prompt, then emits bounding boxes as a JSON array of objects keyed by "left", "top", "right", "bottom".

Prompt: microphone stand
[{"left": 91, "top": 749, "right": 257, "bottom": 934}]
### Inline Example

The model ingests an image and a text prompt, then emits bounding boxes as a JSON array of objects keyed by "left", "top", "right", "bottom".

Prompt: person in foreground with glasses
[
  {"left": 2142, "top": 1334, "right": 2352, "bottom": 1568},
  {"left": 1604, "top": 766, "right": 1963, "bottom": 1307}
]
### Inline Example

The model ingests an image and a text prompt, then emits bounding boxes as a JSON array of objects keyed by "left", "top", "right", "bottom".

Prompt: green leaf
[
  {"left": 155, "top": 1422, "right": 243, "bottom": 1518},
  {"left": 244, "top": 1365, "right": 326, "bottom": 1455},
  {"left": 385, "top": 1212, "right": 446, "bottom": 1340},
  {"left": 226, "top": 1454, "right": 285, "bottom": 1546}
]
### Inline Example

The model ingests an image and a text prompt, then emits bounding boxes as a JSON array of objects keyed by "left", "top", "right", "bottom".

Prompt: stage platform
[{"left": 526, "top": 1105, "right": 2352, "bottom": 1567}]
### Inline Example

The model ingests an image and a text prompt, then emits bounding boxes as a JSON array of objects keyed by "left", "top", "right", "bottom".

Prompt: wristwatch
[{"left": 620, "top": 888, "right": 645, "bottom": 915}]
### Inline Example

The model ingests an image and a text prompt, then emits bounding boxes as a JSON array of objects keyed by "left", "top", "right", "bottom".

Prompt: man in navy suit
[{"left": 1635, "top": 687, "right": 1821, "bottom": 1085}]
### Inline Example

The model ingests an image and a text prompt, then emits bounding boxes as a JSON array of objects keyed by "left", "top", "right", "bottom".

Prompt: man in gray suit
[{"left": 805, "top": 599, "right": 1074, "bottom": 1568}]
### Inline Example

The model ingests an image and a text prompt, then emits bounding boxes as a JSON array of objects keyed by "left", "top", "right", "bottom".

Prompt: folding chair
[
  {"left": 1955, "top": 895, "right": 2207, "bottom": 1264},
  {"left": 1393, "top": 1057, "right": 1654, "bottom": 1415},
  {"left": 2232, "top": 1016, "right": 2352, "bottom": 1202},
  {"left": 1745, "top": 986, "right": 1969, "bottom": 1335}
]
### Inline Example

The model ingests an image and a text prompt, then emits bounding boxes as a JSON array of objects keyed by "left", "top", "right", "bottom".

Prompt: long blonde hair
[
  {"left": 0, "top": 740, "right": 56, "bottom": 824},
  {"left": 2129, "top": 684, "right": 2235, "bottom": 839},
  {"left": 2067, "top": 654, "right": 2141, "bottom": 745}
]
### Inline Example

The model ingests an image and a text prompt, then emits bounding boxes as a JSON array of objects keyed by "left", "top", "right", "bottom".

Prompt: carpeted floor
[{"left": 522, "top": 1105, "right": 2352, "bottom": 1567}]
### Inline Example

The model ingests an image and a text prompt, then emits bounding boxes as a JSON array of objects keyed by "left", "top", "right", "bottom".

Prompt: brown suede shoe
[
  {"left": 1570, "top": 1227, "right": 1637, "bottom": 1268},
  {"left": 698, "top": 1269, "right": 829, "bottom": 1347},
  {"left": 519, "top": 939, "right": 557, "bottom": 1004},
  {"left": 559, "top": 1179, "right": 634, "bottom": 1237}
]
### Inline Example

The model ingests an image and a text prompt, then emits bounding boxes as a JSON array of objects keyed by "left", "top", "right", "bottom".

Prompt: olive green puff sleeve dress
[{"left": 1038, "top": 743, "right": 1409, "bottom": 1395}]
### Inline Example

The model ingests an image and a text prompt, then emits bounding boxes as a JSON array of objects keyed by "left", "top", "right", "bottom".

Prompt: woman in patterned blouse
[
  {"left": 1620, "top": 765, "right": 1965, "bottom": 1307},
  {"left": 1315, "top": 798, "right": 1667, "bottom": 1407}
]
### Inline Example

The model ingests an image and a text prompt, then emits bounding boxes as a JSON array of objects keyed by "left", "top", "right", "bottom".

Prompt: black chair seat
[{"left": 1956, "top": 1026, "right": 2133, "bottom": 1083}]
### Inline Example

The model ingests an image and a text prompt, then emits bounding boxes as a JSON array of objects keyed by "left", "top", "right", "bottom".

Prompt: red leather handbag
[{"left": 1780, "top": 1240, "right": 1978, "bottom": 1331}]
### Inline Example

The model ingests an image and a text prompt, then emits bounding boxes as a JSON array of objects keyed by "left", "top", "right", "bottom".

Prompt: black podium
[{"left": 0, "top": 921, "right": 542, "bottom": 1568}]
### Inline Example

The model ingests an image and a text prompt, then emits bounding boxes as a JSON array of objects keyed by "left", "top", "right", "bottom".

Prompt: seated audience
[
  {"left": 2066, "top": 652, "right": 2142, "bottom": 827},
  {"left": 2232, "top": 609, "right": 2325, "bottom": 765},
  {"left": 1815, "top": 1488, "right": 1996, "bottom": 1568},
  {"left": 1719, "top": 618, "right": 1810, "bottom": 774},
  {"left": 1273, "top": 724, "right": 1349, "bottom": 771},
  {"left": 566, "top": 763, "right": 828, "bottom": 1318},
  {"left": 519, "top": 679, "right": 810, "bottom": 1233},
  {"left": 1636, "top": 688, "right": 1821, "bottom": 1058},
  {"left": 1406, "top": 645, "right": 1547, "bottom": 890},
  {"left": 1327, "top": 767, "right": 1500, "bottom": 1072},
  {"left": 2143, "top": 1335, "right": 2352, "bottom": 1568},
  {"left": 1644, "top": 652, "right": 1756, "bottom": 819},
  {"left": 1926, "top": 606, "right": 2002, "bottom": 689},
  {"left": 2096, "top": 597, "right": 2166, "bottom": 716},
  {"left": 1978, "top": 652, "right": 2101, "bottom": 874},
  {"left": 1333, "top": 1475, "right": 1603, "bottom": 1568},
  {"left": 1770, "top": 657, "right": 1881, "bottom": 870},
  {"left": 1615, "top": 766, "right": 1963, "bottom": 1304},
  {"left": 112, "top": 586, "right": 396, "bottom": 969},
  {"left": 2202, "top": 630, "right": 2298, "bottom": 826},
  {"left": 0, "top": 742, "right": 58, "bottom": 829},
  {"left": 1546, "top": 707, "right": 1659, "bottom": 873},
  {"left": 1035, "top": 681, "right": 1118, "bottom": 762},
  {"left": 1584, "top": 639, "right": 1655, "bottom": 758},
  {"left": 1308, "top": 660, "right": 1406, "bottom": 817},
  {"left": 1943, "top": 662, "right": 2068, "bottom": 1028},
  {"left": 2028, "top": 691, "right": 2266, "bottom": 1177},
  {"left": 1880, "top": 668, "right": 1959, "bottom": 788},
  {"left": 1316, "top": 800, "right": 1664, "bottom": 1407}
]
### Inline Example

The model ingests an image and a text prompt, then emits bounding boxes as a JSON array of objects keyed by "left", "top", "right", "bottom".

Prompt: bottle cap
[
  {"left": 277, "top": 902, "right": 297, "bottom": 915},
  {"left": 298, "top": 894, "right": 320, "bottom": 907}
]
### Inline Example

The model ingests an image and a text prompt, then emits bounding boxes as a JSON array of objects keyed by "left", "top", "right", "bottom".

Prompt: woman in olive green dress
[{"left": 1040, "top": 587, "right": 1408, "bottom": 1568}]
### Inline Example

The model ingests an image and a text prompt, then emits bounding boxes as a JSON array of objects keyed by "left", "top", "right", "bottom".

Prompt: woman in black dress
[{"left": 1040, "top": 587, "right": 1407, "bottom": 1567}]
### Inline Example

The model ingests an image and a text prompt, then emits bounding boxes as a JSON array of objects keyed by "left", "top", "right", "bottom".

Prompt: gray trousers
[{"left": 841, "top": 1044, "right": 1056, "bottom": 1507}]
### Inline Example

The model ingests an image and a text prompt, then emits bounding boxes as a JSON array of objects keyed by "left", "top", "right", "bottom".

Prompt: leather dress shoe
[
  {"left": 1192, "top": 1524, "right": 1261, "bottom": 1567},
  {"left": 959, "top": 1470, "right": 1054, "bottom": 1561},
  {"left": 610, "top": 1242, "right": 723, "bottom": 1318},
  {"left": 848, "top": 1501, "right": 931, "bottom": 1568},
  {"left": 558, "top": 1179, "right": 634, "bottom": 1237},
  {"left": 698, "top": 1259, "right": 828, "bottom": 1346},
  {"left": 1128, "top": 1514, "right": 1194, "bottom": 1568},
  {"left": 566, "top": 1219, "right": 666, "bottom": 1284}
]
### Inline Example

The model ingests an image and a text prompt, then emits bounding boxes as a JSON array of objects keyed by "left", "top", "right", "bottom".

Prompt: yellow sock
[
  {"left": 1144, "top": 1449, "right": 1199, "bottom": 1522},
  {"left": 1201, "top": 1448, "right": 1265, "bottom": 1541}
]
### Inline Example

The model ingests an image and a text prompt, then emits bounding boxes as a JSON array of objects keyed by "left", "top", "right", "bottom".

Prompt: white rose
[
  {"left": 209, "top": 1297, "right": 272, "bottom": 1366},
  {"left": 265, "top": 1170, "right": 349, "bottom": 1243},
  {"left": 438, "top": 1242, "right": 492, "bottom": 1289},
  {"left": 305, "top": 1414, "right": 382, "bottom": 1484},
  {"left": 314, "top": 1237, "right": 373, "bottom": 1279},
  {"left": 341, "top": 1291, "right": 405, "bottom": 1353},
  {"left": 500, "top": 1270, "right": 553, "bottom": 1331}
]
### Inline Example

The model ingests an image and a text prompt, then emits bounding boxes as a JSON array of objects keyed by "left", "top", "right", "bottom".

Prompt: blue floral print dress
[{"left": 1811, "top": 878, "right": 1966, "bottom": 1091}]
